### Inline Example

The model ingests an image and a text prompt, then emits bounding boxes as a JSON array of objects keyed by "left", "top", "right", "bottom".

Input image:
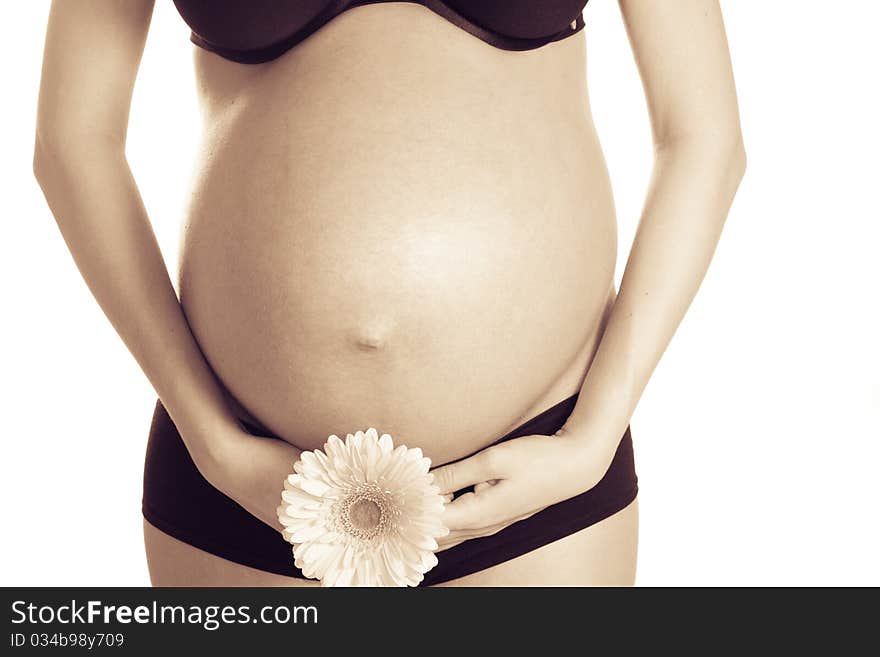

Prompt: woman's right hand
[{"left": 197, "top": 425, "right": 302, "bottom": 532}]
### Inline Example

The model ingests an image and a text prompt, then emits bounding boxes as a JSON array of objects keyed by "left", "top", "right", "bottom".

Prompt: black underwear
[{"left": 142, "top": 392, "right": 638, "bottom": 585}]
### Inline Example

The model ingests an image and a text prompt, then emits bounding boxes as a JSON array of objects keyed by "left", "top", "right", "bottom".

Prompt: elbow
[
  {"left": 32, "top": 134, "right": 66, "bottom": 221},
  {"left": 656, "top": 128, "right": 747, "bottom": 184},
  {"left": 32, "top": 135, "right": 47, "bottom": 187},
  {"left": 32, "top": 140, "right": 55, "bottom": 191},
  {"left": 33, "top": 128, "right": 124, "bottom": 197},
  {"left": 32, "top": 131, "right": 65, "bottom": 191},
  {"left": 726, "top": 135, "right": 747, "bottom": 184},
  {"left": 33, "top": 131, "right": 81, "bottom": 210},
  {"left": 710, "top": 135, "right": 747, "bottom": 200},
  {"left": 33, "top": 122, "right": 124, "bottom": 173}
]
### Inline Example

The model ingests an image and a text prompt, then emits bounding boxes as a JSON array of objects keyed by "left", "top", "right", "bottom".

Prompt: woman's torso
[{"left": 177, "top": 3, "right": 617, "bottom": 465}]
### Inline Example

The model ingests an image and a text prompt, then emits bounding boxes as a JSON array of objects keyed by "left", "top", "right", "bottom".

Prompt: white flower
[{"left": 276, "top": 427, "right": 448, "bottom": 587}]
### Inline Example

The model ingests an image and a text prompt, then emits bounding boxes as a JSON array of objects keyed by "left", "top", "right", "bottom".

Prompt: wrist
[
  {"left": 554, "top": 422, "right": 622, "bottom": 475},
  {"left": 175, "top": 408, "right": 242, "bottom": 489}
]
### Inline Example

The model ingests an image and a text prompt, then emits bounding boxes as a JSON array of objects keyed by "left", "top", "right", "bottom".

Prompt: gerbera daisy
[{"left": 276, "top": 427, "right": 448, "bottom": 587}]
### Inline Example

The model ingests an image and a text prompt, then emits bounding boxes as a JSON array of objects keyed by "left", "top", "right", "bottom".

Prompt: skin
[
  {"left": 35, "top": 0, "right": 744, "bottom": 586},
  {"left": 434, "top": 0, "right": 747, "bottom": 549}
]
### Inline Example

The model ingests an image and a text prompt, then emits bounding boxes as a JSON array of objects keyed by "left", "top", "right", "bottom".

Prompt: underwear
[
  {"left": 142, "top": 392, "right": 638, "bottom": 586},
  {"left": 171, "top": 0, "right": 591, "bottom": 64}
]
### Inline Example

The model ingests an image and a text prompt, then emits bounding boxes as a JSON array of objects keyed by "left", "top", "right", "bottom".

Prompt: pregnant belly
[
  {"left": 177, "top": 11, "right": 617, "bottom": 465},
  {"left": 180, "top": 195, "right": 615, "bottom": 464}
]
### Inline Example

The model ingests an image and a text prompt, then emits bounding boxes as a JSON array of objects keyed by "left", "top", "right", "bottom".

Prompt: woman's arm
[
  {"left": 33, "top": 0, "right": 298, "bottom": 529},
  {"left": 559, "top": 0, "right": 747, "bottom": 443},
  {"left": 432, "top": 0, "right": 745, "bottom": 542}
]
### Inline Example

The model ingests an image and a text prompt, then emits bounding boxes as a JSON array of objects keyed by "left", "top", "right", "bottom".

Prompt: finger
[
  {"left": 436, "top": 505, "right": 545, "bottom": 551},
  {"left": 441, "top": 481, "right": 511, "bottom": 530},
  {"left": 436, "top": 521, "right": 516, "bottom": 551},
  {"left": 441, "top": 493, "right": 454, "bottom": 504},
  {"left": 436, "top": 540, "right": 464, "bottom": 553},
  {"left": 436, "top": 530, "right": 491, "bottom": 551},
  {"left": 474, "top": 478, "right": 500, "bottom": 494},
  {"left": 436, "top": 530, "right": 469, "bottom": 551},
  {"left": 445, "top": 509, "right": 536, "bottom": 542},
  {"left": 431, "top": 451, "right": 496, "bottom": 495}
]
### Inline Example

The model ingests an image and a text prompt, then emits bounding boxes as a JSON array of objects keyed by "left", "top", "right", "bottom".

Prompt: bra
[{"left": 172, "top": 0, "right": 590, "bottom": 64}]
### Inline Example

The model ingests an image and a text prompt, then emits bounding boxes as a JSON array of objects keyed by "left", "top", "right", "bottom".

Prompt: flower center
[
  {"left": 349, "top": 499, "right": 382, "bottom": 531},
  {"left": 334, "top": 483, "right": 399, "bottom": 542}
]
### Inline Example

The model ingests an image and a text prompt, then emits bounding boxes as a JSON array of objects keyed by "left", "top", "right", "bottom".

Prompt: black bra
[{"left": 172, "top": 0, "right": 590, "bottom": 64}]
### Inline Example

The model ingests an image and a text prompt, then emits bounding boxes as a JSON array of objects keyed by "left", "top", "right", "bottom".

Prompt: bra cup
[
  {"left": 441, "top": 0, "right": 588, "bottom": 39},
  {"left": 172, "top": 0, "right": 334, "bottom": 50}
]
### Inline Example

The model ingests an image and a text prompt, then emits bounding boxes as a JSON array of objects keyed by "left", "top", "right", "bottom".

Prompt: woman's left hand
[{"left": 430, "top": 429, "right": 617, "bottom": 551}]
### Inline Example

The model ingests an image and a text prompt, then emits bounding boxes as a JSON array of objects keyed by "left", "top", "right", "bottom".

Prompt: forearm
[
  {"left": 34, "top": 135, "right": 238, "bottom": 472},
  {"left": 563, "top": 137, "right": 746, "bottom": 445}
]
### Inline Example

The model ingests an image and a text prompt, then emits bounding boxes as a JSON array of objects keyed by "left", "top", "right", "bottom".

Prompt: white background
[{"left": 2, "top": 2, "right": 878, "bottom": 586}]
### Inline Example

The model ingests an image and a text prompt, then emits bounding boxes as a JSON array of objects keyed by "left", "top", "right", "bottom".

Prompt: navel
[{"left": 348, "top": 321, "right": 394, "bottom": 352}]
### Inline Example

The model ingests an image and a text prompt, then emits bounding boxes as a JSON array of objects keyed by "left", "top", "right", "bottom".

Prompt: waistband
[{"left": 236, "top": 392, "right": 582, "bottom": 459}]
